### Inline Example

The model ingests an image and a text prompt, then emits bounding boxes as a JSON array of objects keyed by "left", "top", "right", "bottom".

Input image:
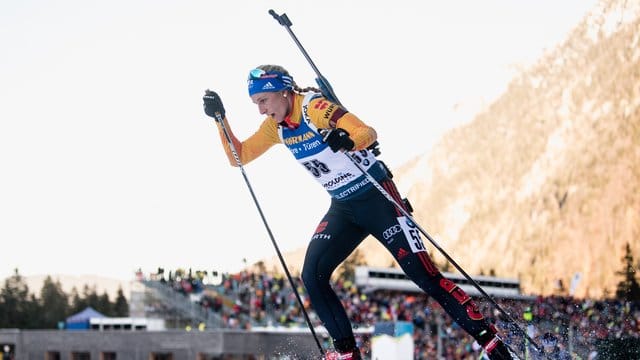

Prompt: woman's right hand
[
  {"left": 321, "top": 128, "right": 355, "bottom": 152},
  {"left": 203, "top": 89, "right": 226, "bottom": 121}
]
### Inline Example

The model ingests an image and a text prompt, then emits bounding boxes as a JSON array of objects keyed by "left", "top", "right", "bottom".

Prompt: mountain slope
[{"left": 395, "top": 0, "right": 640, "bottom": 297}]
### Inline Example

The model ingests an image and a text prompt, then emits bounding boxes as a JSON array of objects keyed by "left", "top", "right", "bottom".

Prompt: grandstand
[
  {"left": 354, "top": 266, "right": 530, "bottom": 299},
  {"left": 89, "top": 317, "right": 165, "bottom": 331}
]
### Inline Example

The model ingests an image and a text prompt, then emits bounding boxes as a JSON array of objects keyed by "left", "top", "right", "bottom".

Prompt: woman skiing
[{"left": 203, "top": 64, "right": 513, "bottom": 360}]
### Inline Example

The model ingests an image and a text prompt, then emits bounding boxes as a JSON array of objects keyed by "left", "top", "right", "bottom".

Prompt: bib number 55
[{"left": 303, "top": 159, "right": 330, "bottom": 177}]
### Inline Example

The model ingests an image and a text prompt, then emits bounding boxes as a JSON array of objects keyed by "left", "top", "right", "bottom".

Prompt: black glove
[
  {"left": 203, "top": 89, "right": 225, "bottom": 121},
  {"left": 321, "top": 128, "right": 354, "bottom": 152}
]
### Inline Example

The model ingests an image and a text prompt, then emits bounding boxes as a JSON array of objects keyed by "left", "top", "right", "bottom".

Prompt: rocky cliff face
[{"left": 393, "top": 0, "right": 640, "bottom": 297}]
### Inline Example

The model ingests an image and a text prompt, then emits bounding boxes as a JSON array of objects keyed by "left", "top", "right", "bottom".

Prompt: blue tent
[{"left": 65, "top": 306, "right": 106, "bottom": 330}]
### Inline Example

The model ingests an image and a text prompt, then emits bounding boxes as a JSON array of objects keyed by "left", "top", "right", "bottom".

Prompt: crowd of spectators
[{"left": 146, "top": 269, "right": 639, "bottom": 359}]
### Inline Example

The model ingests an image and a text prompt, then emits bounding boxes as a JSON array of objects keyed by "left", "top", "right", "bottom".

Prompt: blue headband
[{"left": 247, "top": 69, "right": 293, "bottom": 96}]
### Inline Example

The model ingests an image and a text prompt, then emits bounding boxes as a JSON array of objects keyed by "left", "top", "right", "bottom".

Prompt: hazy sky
[{"left": 1, "top": 0, "right": 599, "bottom": 281}]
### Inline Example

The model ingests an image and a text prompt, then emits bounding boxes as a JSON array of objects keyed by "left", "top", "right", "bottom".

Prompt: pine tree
[
  {"left": 39, "top": 276, "right": 69, "bottom": 328},
  {"left": 69, "top": 286, "right": 88, "bottom": 314},
  {"left": 0, "top": 269, "right": 36, "bottom": 328},
  {"left": 615, "top": 242, "right": 640, "bottom": 301},
  {"left": 97, "top": 291, "right": 112, "bottom": 316},
  {"left": 24, "top": 293, "right": 42, "bottom": 329},
  {"left": 112, "top": 287, "right": 129, "bottom": 317},
  {"left": 83, "top": 285, "right": 100, "bottom": 310}
]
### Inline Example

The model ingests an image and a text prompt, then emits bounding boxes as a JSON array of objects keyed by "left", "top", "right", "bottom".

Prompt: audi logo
[{"left": 383, "top": 225, "right": 402, "bottom": 240}]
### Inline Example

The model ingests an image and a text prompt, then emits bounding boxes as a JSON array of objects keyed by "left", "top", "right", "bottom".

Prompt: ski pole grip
[{"left": 268, "top": 9, "right": 292, "bottom": 26}]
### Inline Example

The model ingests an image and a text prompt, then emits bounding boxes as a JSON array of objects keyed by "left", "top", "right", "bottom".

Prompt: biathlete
[{"left": 203, "top": 64, "right": 513, "bottom": 360}]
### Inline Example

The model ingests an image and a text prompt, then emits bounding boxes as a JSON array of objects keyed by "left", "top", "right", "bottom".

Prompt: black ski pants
[{"left": 301, "top": 177, "right": 493, "bottom": 346}]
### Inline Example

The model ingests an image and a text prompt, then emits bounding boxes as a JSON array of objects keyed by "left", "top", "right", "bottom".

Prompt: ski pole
[
  {"left": 212, "top": 111, "right": 325, "bottom": 357},
  {"left": 344, "top": 152, "right": 544, "bottom": 357}
]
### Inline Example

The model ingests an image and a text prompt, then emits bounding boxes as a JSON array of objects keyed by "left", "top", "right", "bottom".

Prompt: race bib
[{"left": 398, "top": 216, "right": 427, "bottom": 253}]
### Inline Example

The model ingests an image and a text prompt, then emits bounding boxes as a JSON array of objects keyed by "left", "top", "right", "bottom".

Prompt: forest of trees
[{"left": 0, "top": 269, "right": 128, "bottom": 329}]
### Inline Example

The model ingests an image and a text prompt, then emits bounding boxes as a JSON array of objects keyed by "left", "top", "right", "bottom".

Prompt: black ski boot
[
  {"left": 477, "top": 326, "right": 514, "bottom": 360},
  {"left": 323, "top": 348, "right": 362, "bottom": 360},
  {"left": 325, "top": 337, "right": 362, "bottom": 360}
]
